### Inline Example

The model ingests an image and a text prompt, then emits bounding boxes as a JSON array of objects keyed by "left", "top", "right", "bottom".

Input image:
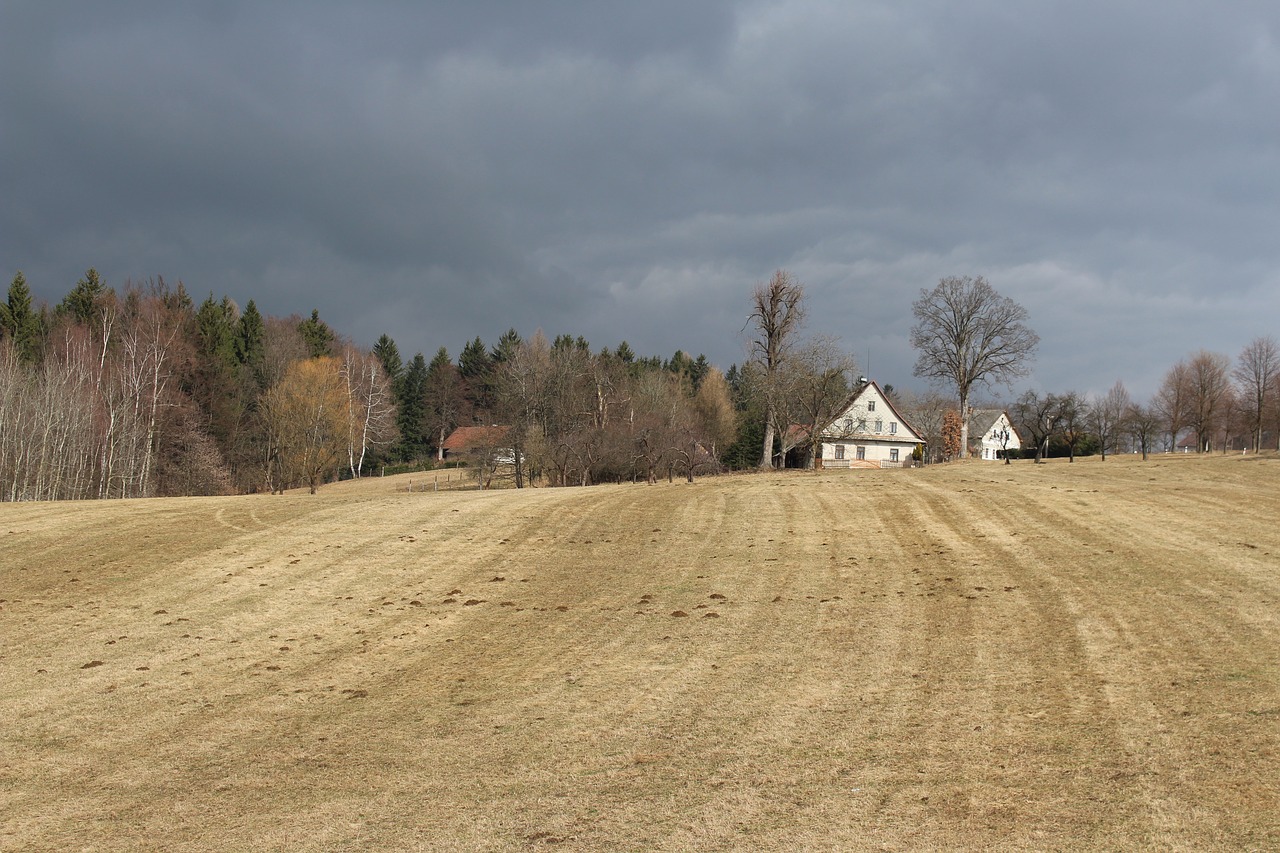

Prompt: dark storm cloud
[{"left": 4, "top": 1, "right": 1279, "bottom": 397}]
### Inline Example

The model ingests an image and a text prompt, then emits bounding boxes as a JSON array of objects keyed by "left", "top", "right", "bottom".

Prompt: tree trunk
[{"left": 760, "top": 411, "right": 776, "bottom": 469}]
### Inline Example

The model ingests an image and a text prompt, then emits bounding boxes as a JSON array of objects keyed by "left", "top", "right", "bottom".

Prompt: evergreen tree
[
  {"left": 690, "top": 354, "right": 710, "bottom": 390},
  {"left": 298, "top": 308, "right": 335, "bottom": 358},
  {"left": 397, "top": 352, "right": 429, "bottom": 460},
  {"left": 459, "top": 336, "right": 494, "bottom": 419},
  {"left": 235, "top": 299, "right": 266, "bottom": 381},
  {"left": 425, "top": 346, "right": 463, "bottom": 458},
  {"left": 490, "top": 328, "right": 522, "bottom": 364},
  {"left": 372, "top": 334, "right": 404, "bottom": 389},
  {"left": 59, "top": 268, "right": 108, "bottom": 324},
  {"left": 192, "top": 294, "right": 242, "bottom": 447},
  {"left": 459, "top": 336, "right": 491, "bottom": 379},
  {"left": 196, "top": 295, "right": 238, "bottom": 367},
  {"left": 2, "top": 271, "right": 42, "bottom": 364}
]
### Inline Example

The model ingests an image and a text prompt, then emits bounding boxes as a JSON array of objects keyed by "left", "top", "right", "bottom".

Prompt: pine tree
[
  {"left": 425, "top": 347, "right": 463, "bottom": 459},
  {"left": 59, "top": 268, "right": 108, "bottom": 324},
  {"left": 490, "top": 328, "right": 522, "bottom": 364},
  {"left": 298, "top": 309, "right": 335, "bottom": 358},
  {"left": 372, "top": 334, "right": 404, "bottom": 389},
  {"left": 193, "top": 294, "right": 242, "bottom": 447},
  {"left": 235, "top": 299, "right": 266, "bottom": 383},
  {"left": 2, "top": 271, "right": 42, "bottom": 364},
  {"left": 397, "top": 352, "right": 429, "bottom": 461},
  {"left": 459, "top": 336, "right": 494, "bottom": 418}
]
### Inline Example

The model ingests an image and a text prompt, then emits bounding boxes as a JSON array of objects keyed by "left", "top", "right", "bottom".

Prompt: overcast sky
[{"left": 3, "top": 1, "right": 1277, "bottom": 398}]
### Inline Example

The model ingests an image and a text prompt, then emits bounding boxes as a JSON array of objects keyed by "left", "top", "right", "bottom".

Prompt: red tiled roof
[{"left": 441, "top": 425, "right": 511, "bottom": 451}]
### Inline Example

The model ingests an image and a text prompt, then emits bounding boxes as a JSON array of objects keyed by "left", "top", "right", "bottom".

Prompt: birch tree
[{"left": 339, "top": 345, "right": 398, "bottom": 478}]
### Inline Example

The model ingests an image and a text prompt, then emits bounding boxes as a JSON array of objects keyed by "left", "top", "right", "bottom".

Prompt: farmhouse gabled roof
[
  {"left": 821, "top": 380, "right": 925, "bottom": 444},
  {"left": 966, "top": 409, "right": 1017, "bottom": 442},
  {"left": 441, "top": 425, "right": 511, "bottom": 451}
]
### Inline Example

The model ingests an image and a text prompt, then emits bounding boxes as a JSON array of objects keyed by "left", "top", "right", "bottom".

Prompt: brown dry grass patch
[{"left": 1, "top": 454, "right": 1278, "bottom": 850}]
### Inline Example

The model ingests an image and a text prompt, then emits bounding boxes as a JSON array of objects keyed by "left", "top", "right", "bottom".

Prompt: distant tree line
[
  {"left": 1001, "top": 340, "right": 1280, "bottom": 461},
  {"left": 0, "top": 269, "right": 748, "bottom": 499}
]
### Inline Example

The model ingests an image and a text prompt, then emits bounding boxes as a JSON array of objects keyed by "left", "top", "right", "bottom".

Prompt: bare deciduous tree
[
  {"left": 910, "top": 276, "right": 1038, "bottom": 456},
  {"left": 1056, "top": 391, "right": 1088, "bottom": 462},
  {"left": 1089, "top": 381, "right": 1131, "bottom": 460},
  {"left": 781, "top": 336, "right": 855, "bottom": 469},
  {"left": 895, "top": 389, "right": 955, "bottom": 464},
  {"left": 1233, "top": 335, "right": 1279, "bottom": 452},
  {"left": 1185, "top": 350, "right": 1233, "bottom": 452},
  {"left": 339, "top": 345, "right": 398, "bottom": 479},
  {"left": 1012, "top": 389, "right": 1060, "bottom": 463},
  {"left": 1155, "top": 360, "right": 1190, "bottom": 451},
  {"left": 1126, "top": 401, "right": 1161, "bottom": 460},
  {"left": 261, "top": 357, "right": 348, "bottom": 493},
  {"left": 747, "top": 270, "right": 805, "bottom": 469}
]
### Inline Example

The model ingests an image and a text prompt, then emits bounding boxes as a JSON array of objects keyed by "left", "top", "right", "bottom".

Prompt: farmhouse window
[
  {"left": 875, "top": 419, "right": 883, "bottom": 433},
  {"left": 868, "top": 400, "right": 876, "bottom": 411},
  {"left": 890, "top": 448, "right": 900, "bottom": 462},
  {"left": 890, "top": 422, "right": 897, "bottom": 434},
  {"left": 834, "top": 445, "right": 845, "bottom": 460},
  {"left": 856, "top": 446, "right": 866, "bottom": 461},
  {"left": 843, "top": 418, "right": 853, "bottom": 432}
]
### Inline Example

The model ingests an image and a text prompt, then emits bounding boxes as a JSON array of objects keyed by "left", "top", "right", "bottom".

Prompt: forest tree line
[{"left": 0, "top": 269, "right": 767, "bottom": 499}]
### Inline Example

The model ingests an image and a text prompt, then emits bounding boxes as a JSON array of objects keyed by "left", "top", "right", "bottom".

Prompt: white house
[
  {"left": 816, "top": 380, "right": 925, "bottom": 468},
  {"left": 966, "top": 409, "right": 1021, "bottom": 460}
]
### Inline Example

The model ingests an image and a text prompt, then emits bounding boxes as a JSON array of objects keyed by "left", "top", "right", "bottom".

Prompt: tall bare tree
[
  {"left": 747, "top": 270, "right": 805, "bottom": 468},
  {"left": 1056, "top": 391, "right": 1088, "bottom": 462},
  {"left": 1155, "top": 360, "right": 1191, "bottom": 450},
  {"left": 1126, "top": 400, "right": 1161, "bottom": 460},
  {"left": 895, "top": 389, "right": 955, "bottom": 464},
  {"left": 339, "top": 345, "right": 398, "bottom": 479},
  {"left": 1185, "top": 350, "right": 1233, "bottom": 452},
  {"left": 781, "top": 336, "right": 855, "bottom": 469},
  {"left": 260, "top": 357, "right": 348, "bottom": 493},
  {"left": 1089, "top": 381, "right": 1131, "bottom": 461},
  {"left": 1232, "top": 335, "right": 1279, "bottom": 452},
  {"left": 1012, "top": 389, "right": 1060, "bottom": 463},
  {"left": 910, "top": 276, "right": 1038, "bottom": 456}
]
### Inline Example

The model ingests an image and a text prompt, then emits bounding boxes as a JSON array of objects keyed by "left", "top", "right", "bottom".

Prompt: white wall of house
[
  {"left": 818, "top": 439, "right": 913, "bottom": 467},
  {"left": 817, "top": 381, "right": 924, "bottom": 468},
  {"left": 973, "top": 412, "right": 1021, "bottom": 460}
]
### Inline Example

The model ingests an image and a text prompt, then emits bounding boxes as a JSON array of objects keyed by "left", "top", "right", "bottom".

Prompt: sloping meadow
[{"left": 2, "top": 455, "right": 1278, "bottom": 850}]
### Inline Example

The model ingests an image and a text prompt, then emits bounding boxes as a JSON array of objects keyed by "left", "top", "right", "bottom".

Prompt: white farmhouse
[
  {"left": 966, "top": 409, "right": 1021, "bottom": 460},
  {"left": 816, "top": 380, "right": 925, "bottom": 468}
]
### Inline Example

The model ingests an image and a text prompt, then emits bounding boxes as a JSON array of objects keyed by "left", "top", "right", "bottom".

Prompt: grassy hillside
[{"left": 2, "top": 455, "right": 1278, "bottom": 851}]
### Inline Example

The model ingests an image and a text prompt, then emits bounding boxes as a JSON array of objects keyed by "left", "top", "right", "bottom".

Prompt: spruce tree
[
  {"left": 397, "top": 353, "right": 429, "bottom": 461},
  {"left": 59, "top": 268, "right": 107, "bottom": 324},
  {"left": 298, "top": 309, "right": 335, "bottom": 358},
  {"left": 373, "top": 334, "right": 404, "bottom": 389},
  {"left": 235, "top": 299, "right": 266, "bottom": 381},
  {"left": 2, "top": 271, "right": 42, "bottom": 364}
]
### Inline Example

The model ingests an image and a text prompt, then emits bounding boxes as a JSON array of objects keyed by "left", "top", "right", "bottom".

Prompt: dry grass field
[{"left": 2, "top": 454, "right": 1278, "bottom": 851}]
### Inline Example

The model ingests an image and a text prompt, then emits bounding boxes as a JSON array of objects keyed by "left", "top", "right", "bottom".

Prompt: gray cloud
[{"left": 4, "top": 1, "right": 1279, "bottom": 398}]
